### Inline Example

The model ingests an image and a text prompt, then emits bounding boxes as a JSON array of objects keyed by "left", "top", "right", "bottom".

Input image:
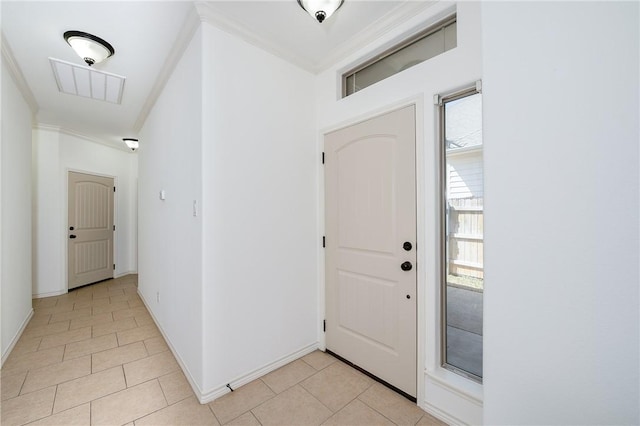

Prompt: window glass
[
  {"left": 344, "top": 18, "right": 456, "bottom": 97},
  {"left": 441, "top": 91, "right": 483, "bottom": 381}
]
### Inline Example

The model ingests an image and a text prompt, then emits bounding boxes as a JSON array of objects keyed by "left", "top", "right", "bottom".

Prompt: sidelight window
[{"left": 439, "top": 86, "right": 483, "bottom": 382}]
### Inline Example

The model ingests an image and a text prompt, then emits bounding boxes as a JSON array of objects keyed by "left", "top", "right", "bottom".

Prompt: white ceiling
[{"left": 1, "top": 1, "right": 432, "bottom": 149}]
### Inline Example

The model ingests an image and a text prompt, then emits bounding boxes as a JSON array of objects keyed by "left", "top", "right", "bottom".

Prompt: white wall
[
  {"left": 1, "top": 57, "right": 34, "bottom": 361},
  {"left": 200, "top": 23, "right": 318, "bottom": 395},
  {"left": 138, "top": 26, "right": 204, "bottom": 392},
  {"left": 32, "top": 128, "right": 138, "bottom": 297},
  {"left": 482, "top": 2, "right": 639, "bottom": 424},
  {"left": 137, "top": 20, "right": 317, "bottom": 400},
  {"left": 133, "top": 3, "right": 638, "bottom": 423},
  {"left": 315, "top": 2, "right": 483, "bottom": 424}
]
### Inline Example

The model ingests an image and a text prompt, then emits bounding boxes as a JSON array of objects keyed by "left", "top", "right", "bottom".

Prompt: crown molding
[
  {"left": 195, "top": 1, "right": 437, "bottom": 75},
  {"left": 1, "top": 33, "right": 39, "bottom": 115},
  {"left": 194, "top": 1, "right": 318, "bottom": 73},
  {"left": 133, "top": 4, "right": 201, "bottom": 132},
  {"left": 35, "top": 123, "right": 133, "bottom": 153},
  {"left": 134, "top": 0, "right": 445, "bottom": 132},
  {"left": 315, "top": 1, "right": 437, "bottom": 73}
]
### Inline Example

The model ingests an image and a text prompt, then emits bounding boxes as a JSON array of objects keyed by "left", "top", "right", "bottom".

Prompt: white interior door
[
  {"left": 68, "top": 171, "right": 114, "bottom": 290},
  {"left": 325, "top": 105, "right": 417, "bottom": 398}
]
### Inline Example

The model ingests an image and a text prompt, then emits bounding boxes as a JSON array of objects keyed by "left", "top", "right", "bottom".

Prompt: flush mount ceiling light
[
  {"left": 123, "top": 138, "right": 139, "bottom": 151},
  {"left": 64, "top": 30, "right": 114, "bottom": 66},
  {"left": 297, "top": 0, "right": 344, "bottom": 23}
]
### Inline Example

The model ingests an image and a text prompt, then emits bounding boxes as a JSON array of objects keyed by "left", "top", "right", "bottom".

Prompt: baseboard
[
  {"left": 115, "top": 271, "right": 138, "bottom": 279},
  {"left": 136, "top": 289, "right": 319, "bottom": 405},
  {"left": 1, "top": 308, "right": 34, "bottom": 366},
  {"left": 199, "top": 342, "right": 319, "bottom": 404},
  {"left": 33, "top": 273, "right": 138, "bottom": 298},
  {"left": 32, "top": 290, "right": 67, "bottom": 299},
  {"left": 137, "top": 290, "right": 205, "bottom": 400},
  {"left": 420, "top": 399, "right": 467, "bottom": 426},
  {"left": 422, "top": 371, "right": 483, "bottom": 425}
]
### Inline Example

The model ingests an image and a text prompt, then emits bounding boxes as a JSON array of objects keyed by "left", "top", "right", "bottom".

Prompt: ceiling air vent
[{"left": 49, "top": 57, "right": 125, "bottom": 104}]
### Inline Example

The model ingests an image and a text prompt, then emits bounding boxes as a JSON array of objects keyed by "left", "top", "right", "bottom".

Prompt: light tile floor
[{"left": 1, "top": 275, "right": 446, "bottom": 426}]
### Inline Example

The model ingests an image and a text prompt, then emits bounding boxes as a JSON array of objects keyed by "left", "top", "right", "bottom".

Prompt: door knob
[
  {"left": 69, "top": 235, "right": 77, "bottom": 239},
  {"left": 401, "top": 261, "right": 412, "bottom": 271},
  {"left": 403, "top": 242, "right": 412, "bottom": 251}
]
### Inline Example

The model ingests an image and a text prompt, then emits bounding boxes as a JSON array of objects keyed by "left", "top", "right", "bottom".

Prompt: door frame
[
  {"left": 64, "top": 168, "right": 118, "bottom": 291},
  {"left": 317, "top": 96, "right": 426, "bottom": 405}
]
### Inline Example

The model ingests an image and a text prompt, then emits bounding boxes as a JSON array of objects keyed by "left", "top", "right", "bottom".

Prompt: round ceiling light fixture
[
  {"left": 64, "top": 30, "right": 114, "bottom": 66},
  {"left": 297, "top": 0, "right": 344, "bottom": 23},
  {"left": 123, "top": 138, "right": 139, "bottom": 152}
]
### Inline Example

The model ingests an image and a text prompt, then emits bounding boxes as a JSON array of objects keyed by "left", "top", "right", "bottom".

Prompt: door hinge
[
  {"left": 113, "top": 225, "right": 116, "bottom": 231},
  {"left": 323, "top": 319, "right": 326, "bottom": 332},
  {"left": 322, "top": 236, "right": 325, "bottom": 248},
  {"left": 113, "top": 264, "right": 115, "bottom": 270},
  {"left": 113, "top": 186, "right": 116, "bottom": 192},
  {"left": 322, "top": 152, "right": 325, "bottom": 164}
]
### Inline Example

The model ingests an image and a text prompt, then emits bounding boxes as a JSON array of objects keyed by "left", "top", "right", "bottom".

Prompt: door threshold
[
  {"left": 68, "top": 277, "right": 113, "bottom": 292},
  {"left": 325, "top": 349, "right": 417, "bottom": 403}
]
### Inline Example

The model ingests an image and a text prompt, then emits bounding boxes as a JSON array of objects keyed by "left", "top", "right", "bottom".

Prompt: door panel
[
  {"left": 338, "top": 270, "right": 398, "bottom": 350},
  {"left": 337, "top": 136, "right": 396, "bottom": 253},
  {"left": 325, "top": 105, "right": 417, "bottom": 397},
  {"left": 68, "top": 172, "right": 114, "bottom": 289}
]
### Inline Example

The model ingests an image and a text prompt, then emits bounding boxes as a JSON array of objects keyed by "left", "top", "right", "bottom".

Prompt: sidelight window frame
[{"left": 437, "top": 82, "right": 484, "bottom": 384}]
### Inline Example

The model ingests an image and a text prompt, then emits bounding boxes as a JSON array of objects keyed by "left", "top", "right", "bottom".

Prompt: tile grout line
[
  {"left": 16, "top": 369, "right": 28, "bottom": 398},
  {"left": 51, "top": 384, "right": 59, "bottom": 417},
  {"left": 300, "top": 357, "right": 331, "bottom": 373},
  {"left": 356, "top": 389, "right": 404, "bottom": 426},
  {"left": 298, "top": 383, "right": 335, "bottom": 419},
  {"left": 247, "top": 410, "right": 264, "bottom": 426},
  {"left": 20, "top": 369, "right": 33, "bottom": 397},
  {"left": 207, "top": 402, "right": 222, "bottom": 425},
  {"left": 217, "top": 378, "right": 277, "bottom": 425},
  {"left": 200, "top": 357, "right": 334, "bottom": 425},
  {"left": 122, "top": 359, "right": 129, "bottom": 389},
  {"left": 53, "top": 369, "right": 130, "bottom": 416},
  {"left": 156, "top": 371, "right": 170, "bottom": 405},
  {"left": 302, "top": 371, "right": 377, "bottom": 419},
  {"left": 61, "top": 342, "right": 68, "bottom": 362},
  {"left": 261, "top": 378, "right": 279, "bottom": 395},
  {"left": 127, "top": 379, "right": 169, "bottom": 425}
]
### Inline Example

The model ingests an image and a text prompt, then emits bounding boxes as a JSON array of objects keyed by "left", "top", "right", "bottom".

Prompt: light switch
[{"left": 159, "top": 190, "right": 166, "bottom": 200}]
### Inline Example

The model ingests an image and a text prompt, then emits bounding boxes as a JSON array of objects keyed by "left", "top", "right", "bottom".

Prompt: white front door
[
  {"left": 325, "top": 105, "right": 417, "bottom": 398},
  {"left": 68, "top": 171, "right": 114, "bottom": 290}
]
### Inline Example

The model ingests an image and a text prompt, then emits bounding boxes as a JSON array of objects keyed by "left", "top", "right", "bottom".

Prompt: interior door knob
[
  {"left": 401, "top": 261, "right": 412, "bottom": 271},
  {"left": 69, "top": 235, "right": 77, "bottom": 239}
]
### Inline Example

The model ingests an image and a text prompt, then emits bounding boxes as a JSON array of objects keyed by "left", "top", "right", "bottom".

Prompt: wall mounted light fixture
[
  {"left": 123, "top": 138, "right": 139, "bottom": 151},
  {"left": 297, "top": 0, "right": 344, "bottom": 23},
  {"left": 64, "top": 31, "right": 114, "bottom": 66}
]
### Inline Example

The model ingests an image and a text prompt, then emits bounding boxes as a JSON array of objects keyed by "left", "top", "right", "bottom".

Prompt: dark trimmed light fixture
[
  {"left": 123, "top": 138, "right": 139, "bottom": 151},
  {"left": 297, "top": 0, "right": 344, "bottom": 23},
  {"left": 64, "top": 31, "right": 114, "bottom": 66}
]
